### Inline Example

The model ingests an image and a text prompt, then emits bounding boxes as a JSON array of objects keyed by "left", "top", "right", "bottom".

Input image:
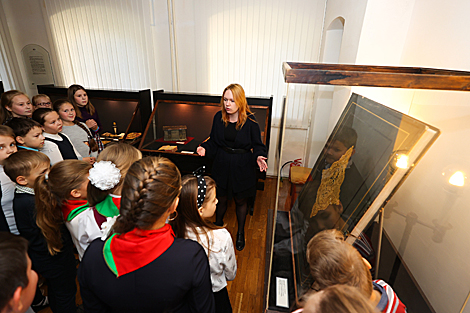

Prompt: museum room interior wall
[
  {"left": 2, "top": 1, "right": 470, "bottom": 310},
  {"left": 350, "top": 0, "right": 470, "bottom": 312}
]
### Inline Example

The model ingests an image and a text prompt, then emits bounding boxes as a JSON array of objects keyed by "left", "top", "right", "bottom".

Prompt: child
[
  {"left": 67, "top": 143, "right": 142, "bottom": 260},
  {"left": 32, "top": 108, "right": 94, "bottom": 165},
  {"left": 0, "top": 125, "right": 18, "bottom": 234},
  {"left": 53, "top": 99, "right": 98, "bottom": 160},
  {"left": 68, "top": 84, "right": 103, "bottom": 152},
  {"left": 31, "top": 94, "right": 52, "bottom": 110},
  {"left": 4, "top": 151, "right": 78, "bottom": 313},
  {"left": 0, "top": 90, "right": 33, "bottom": 123},
  {"left": 87, "top": 143, "right": 141, "bottom": 230},
  {"left": 300, "top": 285, "right": 377, "bottom": 313},
  {"left": 0, "top": 232, "right": 38, "bottom": 313},
  {"left": 306, "top": 229, "right": 406, "bottom": 313},
  {"left": 171, "top": 170, "right": 237, "bottom": 313},
  {"left": 6, "top": 118, "right": 45, "bottom": 151},
  {"left": 78, "top": 157, "right": 215, "bottom": 313}
]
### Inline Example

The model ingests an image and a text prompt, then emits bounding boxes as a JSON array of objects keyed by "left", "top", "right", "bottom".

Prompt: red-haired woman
[{"left": 197, "top": 83, "right": 267, "bottom": 251}]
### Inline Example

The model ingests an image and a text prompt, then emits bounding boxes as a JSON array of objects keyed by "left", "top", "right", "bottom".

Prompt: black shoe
[
  {"left": 236, "top": 232, "right": 245, "bottom": 251},
  {"left": 31, "top": 295, "right": 49, "bottom": 312}
]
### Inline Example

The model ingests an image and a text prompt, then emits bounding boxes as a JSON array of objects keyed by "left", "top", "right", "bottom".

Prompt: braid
[
  {"left": 74, "top": 120, "right": 98, "bottom": 152},
  {"left": 112, "top": 157, "right": 181, "bottom": 234}
]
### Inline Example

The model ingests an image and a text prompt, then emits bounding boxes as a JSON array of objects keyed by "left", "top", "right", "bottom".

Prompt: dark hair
[
  {"left": 32, "top": 108, "right": 54, "bottom": 126},
  {"left": 0, "top": 125, "right": 15, "bottom": 139},
  {"left": 334, "top": 126, "right": 357, "bottom": 149},
  {"left": 113, "top": 156, "right": 181, "bottom": 234},
  {"left": 4, "top": 150, "right": 50, "bottom": 182},
  {"left": 35, "top": 160, "right": 91, "bottom": 254},
  {"left": 5, "top": 117, "right": 42, "bottom": 138},
  {"left": 0, "top": 232, "right": 29, "bottom": 311},
  {"left": 171, "top": 175, "right": 220, "bottom": 246},
  {"left": 67, "top": 84, "right": 95, "bottom": 118},
  {"left": 53, "top": 99, "right": 98, "bottom": 152},
  {"left": 87, "top": 143, "right": 142, "bottom": 206}
]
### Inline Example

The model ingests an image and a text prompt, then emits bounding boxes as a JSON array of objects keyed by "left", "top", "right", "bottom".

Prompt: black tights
[{"left": 216, "top": 195, "right": 248, "bottom": 234}]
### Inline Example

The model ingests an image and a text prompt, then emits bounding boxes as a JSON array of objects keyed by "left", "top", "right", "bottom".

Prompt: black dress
[
  {"left": 78, "top": 237, "right": 215, "bottom": 313},
  {"left": 201, "top": 111, "right": 267, "bottom": 198}
]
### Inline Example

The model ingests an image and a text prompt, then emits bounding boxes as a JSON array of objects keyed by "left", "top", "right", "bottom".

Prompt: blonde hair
[
  {"left": 0, "top": 90, "right": 29, "bottom": 122},
  {"left": 0, "top": 125, "right": 15, "bottom": 139},
  {"left": 306, "top": 229, "right": 373, "bottom": 298},
  {"left": 303, "top": 285, "right": 378, "bottom": 313},
  {"left": 112, "top": 156, "right": 181, "bottom": 234},
  {"left": 35, "top": 160, "right": 91, "bottom": 255},
  {"left": 32, "top": 94, "right": 51, "bottom": 106},
  {"left": 3, "top": 150, "right": 50, "bottom": 182},
  {"left": 220, "top": 83, "right": 254, "bottom": 130},
  {"left": 87, "top": 143, "right": 142, "bottom": 206}
]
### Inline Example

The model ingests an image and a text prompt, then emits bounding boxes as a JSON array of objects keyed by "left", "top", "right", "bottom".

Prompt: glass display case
[
  {"left": 265, "top": 89, "right": 440, "bottom": 312},
  {"left": 36, "top": 85, "right": 152, "bottom": 146},
  {"left": 138, "top": 91, "right": 273, "bottom": 175}
]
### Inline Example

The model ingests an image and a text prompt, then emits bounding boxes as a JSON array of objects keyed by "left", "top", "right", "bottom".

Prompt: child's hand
[
  {"left": 83, "top": 157, "right": 96, "bottom": 164},
  {"left": 86, "top": 119, "right": 98, "bottom": 131}
]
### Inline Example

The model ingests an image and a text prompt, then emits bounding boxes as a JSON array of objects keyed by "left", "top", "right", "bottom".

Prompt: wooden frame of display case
[{"left": 138, "top": 90, "right": 273, "bottom": 176}]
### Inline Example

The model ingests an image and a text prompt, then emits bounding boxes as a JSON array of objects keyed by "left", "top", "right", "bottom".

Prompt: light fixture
[
  {"left": 448, "top": 171, "right": 465, "bottom": 187},
  {"left": 395, "top": 154, "right": 409, "bottom": 169}
]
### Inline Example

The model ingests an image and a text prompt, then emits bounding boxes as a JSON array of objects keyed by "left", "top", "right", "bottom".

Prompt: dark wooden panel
[{"left": 283, "top": 62, "right": 470, "bottom": 91}]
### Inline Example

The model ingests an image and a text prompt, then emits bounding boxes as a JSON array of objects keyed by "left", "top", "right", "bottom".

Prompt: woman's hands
[
  {"left": 257, "top": 156, "right": 268, "bottom": 172},
  {"left": 196, "top": 146, "right": 206, "bottom": 156},
  {"left": 86, "top": 119, "right": 98, "bottom": 131}
]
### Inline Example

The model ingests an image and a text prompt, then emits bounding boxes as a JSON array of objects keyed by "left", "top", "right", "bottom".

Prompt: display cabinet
[
  {"left": 264, "top": 63, "right": 447, "bottom": 312},
  {"left": 138, "top": 90, "right": 273, "bottom": 175},
  {"left": 36, "top": 85, "right": 152, "bottom": 146}
]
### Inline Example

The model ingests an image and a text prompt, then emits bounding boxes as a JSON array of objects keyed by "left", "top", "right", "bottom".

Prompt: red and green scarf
[
  {"left": 95, "top": 195, "right": 121, "bottom": 217},
  {"left": 61, "top": 199, "right": 89, "bottom": 221},
  {"left": 103, "top": 224, "right": 175, "bottom": 277}
]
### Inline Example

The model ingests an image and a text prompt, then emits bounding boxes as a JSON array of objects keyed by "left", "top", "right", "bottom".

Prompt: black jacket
[{"left": 201, "top": 111, "right": 267, "bottom": 193}]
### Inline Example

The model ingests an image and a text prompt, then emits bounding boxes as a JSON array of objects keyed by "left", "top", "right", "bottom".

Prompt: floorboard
[{"left": 39, "top": 177, "right": 278, "bottom": 313}]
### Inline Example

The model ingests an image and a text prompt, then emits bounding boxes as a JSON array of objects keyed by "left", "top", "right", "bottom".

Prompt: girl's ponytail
[{"left": 35, "top": 175, "right": 63, "bottom": 255}]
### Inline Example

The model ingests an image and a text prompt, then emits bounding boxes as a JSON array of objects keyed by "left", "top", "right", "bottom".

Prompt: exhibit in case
[
  {"left": 36, "top": 85, "right": 152, "bottom": 146},
  {"left": 265, "top": 89, "right": 440, "bottom": 311},
  {"left": 138, "top": 91, "right": 273, "bottom": 174}
]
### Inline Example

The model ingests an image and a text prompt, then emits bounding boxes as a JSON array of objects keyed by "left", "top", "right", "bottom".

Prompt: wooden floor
[
  {"left": 39, "top": 177, "right": 277, "bottom": 313},
  {"left": 224, "top": 177, "right": 276, "bottom": 313}
]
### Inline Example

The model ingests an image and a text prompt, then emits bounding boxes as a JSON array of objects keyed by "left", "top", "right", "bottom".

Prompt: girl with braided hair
[
  {"left": 78, "top": 156, "right": 215, "bottom": 313},
  {"left": 54, "top": 99, "right": 99, "bottom": 160}
]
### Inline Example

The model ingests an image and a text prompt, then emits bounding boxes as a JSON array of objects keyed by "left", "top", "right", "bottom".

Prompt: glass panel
[{"left": 266, "top": 91, "right": 440, "bottom": 311}]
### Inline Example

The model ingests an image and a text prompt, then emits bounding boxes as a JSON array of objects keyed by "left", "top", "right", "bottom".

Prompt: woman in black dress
[{"left": 197, "top": 84, "right": 267, "bottom": 251}]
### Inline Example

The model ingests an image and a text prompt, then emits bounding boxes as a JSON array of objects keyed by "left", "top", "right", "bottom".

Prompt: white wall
[
  {"left": 1, "top": 0, "right": 51, "bottom": 95},
  {"left": 304, "top": 0, "right": 368, "bottom": 167},
  {"left": 349, "top": 0, "right": 470, "bottom": 312}
]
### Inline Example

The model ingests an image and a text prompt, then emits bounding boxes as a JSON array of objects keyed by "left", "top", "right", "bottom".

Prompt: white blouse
[
  {"left": 186, "top": 227, "right": 237, "bottom": 292},
  {"left": 40, "top": 133, "right": 83, "bottom": 165}
]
